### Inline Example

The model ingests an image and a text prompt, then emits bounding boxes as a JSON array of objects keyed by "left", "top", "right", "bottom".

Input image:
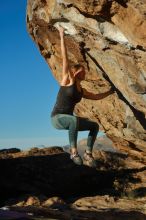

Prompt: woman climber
[{"left": 51, "top": 26, "right": 113, "bottom": 167}]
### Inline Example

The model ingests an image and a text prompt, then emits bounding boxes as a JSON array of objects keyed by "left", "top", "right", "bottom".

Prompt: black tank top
[{"left": 51, "top": 82, "right": 83, "bottom": 117}]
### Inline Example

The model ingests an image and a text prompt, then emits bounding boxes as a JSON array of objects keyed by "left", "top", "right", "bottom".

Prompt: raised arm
[{"left": 58, "top": 26, "right": 72, "bottom": 85}]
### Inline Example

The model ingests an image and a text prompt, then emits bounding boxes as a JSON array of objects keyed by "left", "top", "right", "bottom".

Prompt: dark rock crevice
[
  {"left": 73, "top": 5, "right": 107, "bottom": 23},
  {"left": 79, "top": 42, "right": 90, "bottom": 70},
  {"left": 60, "top": 2, "right": 113, "bottom": 23},
  {"left": 115, "top": 0, "right": 128, "bottom": 8}
]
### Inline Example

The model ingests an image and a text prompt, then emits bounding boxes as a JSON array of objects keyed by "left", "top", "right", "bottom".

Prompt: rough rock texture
[
  {"left": 7, "top": 195, "right": 146, "bottom": 219},
  {"left": 26, "top": 1, "right": 146, "bottom": 159},
  {"left": 0, "top": 147, "right": 146, "bottom": 219}
]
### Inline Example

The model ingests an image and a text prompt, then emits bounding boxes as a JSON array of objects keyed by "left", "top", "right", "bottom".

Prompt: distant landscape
[
  {"left": 0, "top": 135, "right": 116, "bottom": 157},
  {"left": 63, "top": 135, "right": 117, "bottom": 156}
]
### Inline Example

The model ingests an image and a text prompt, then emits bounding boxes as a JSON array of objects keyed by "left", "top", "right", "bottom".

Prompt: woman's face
[{"left": 74, "top": 67, "right": 86, "bottom": 80}]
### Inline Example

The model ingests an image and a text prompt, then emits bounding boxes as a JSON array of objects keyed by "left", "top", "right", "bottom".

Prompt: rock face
[
  {"left": 0, "top": 147, "right": 146, "bottom": 219},
  {"left": 26, "top": 0, "right": 146, "bottom": 157}
]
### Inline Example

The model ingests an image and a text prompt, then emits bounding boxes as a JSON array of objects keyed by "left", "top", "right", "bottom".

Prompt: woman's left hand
[{"left": 58, "top": 25, "right": 64, "bottom": 36}]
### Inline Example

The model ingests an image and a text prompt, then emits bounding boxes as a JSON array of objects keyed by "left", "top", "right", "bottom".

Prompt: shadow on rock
[
  {"left": 0, "top": 151, "right": 145, "bottom": 206},
  {"left": 8, "top": 205, "right": 146, "bottom": 220}
]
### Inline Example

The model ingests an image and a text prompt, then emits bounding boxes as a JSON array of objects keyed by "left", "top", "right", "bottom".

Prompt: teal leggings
[{"left": 51, "top": 114, "right": 99, "bottom": 152}]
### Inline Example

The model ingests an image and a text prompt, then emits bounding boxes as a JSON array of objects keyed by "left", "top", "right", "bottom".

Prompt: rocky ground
[{"left": 0, "top": 141, "right": 146, "bottom": 220}]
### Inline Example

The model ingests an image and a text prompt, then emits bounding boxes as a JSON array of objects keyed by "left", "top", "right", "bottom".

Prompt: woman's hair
[{"left": 70, "top": 64, "right": 84, "bottom": 73}]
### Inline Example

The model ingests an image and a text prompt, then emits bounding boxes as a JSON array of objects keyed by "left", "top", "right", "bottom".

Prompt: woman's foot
[
  {"left": 70, "top": 153, "right": 83, "bottom": 165},
  {"left": 83, "top": 151, "right": 97, "bottom": 168}
]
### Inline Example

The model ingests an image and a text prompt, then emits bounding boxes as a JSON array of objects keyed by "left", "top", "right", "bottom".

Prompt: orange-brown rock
[{"left": 26, "top": 0, "right": 146, "bottom": 159}]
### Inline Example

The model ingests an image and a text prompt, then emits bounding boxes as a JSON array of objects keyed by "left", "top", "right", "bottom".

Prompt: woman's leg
[
  {"left": 77, "top": 117, "right": 99, "bottom": 167},
  {"left": 51, "top": 114, "right": 79, "bottom": 152},
  {"left": 77, "top": 117, "right": 99, "bottom": 153},
  {"left": 51, "top": 114, "right": 83, "bottom": 165}
]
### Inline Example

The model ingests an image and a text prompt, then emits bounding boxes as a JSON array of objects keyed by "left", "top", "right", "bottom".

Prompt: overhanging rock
[{"left": 26, "top": 0, "right": 146, "bottom": 159}]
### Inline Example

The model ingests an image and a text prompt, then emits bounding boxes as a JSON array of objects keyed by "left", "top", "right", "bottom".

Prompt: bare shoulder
[{"left": 60, "top": 80, "right": 75, "bottom": 86}]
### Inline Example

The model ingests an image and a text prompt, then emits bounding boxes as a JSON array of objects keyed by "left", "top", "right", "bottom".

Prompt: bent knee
[
  {"left": 93, "top": 122, "right": 99, "bottom": 131},
  {"left": 51, "top": 116, "right": 64, "bottom": 129},
  {"left": 69, "top": 117, "right": 78, "bottom": 128}
]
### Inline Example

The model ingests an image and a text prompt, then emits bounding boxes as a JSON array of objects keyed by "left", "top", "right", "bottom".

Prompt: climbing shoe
[
  {"left": 70, "top": 153, "right": 83, "bottom": 165},
  {"left": 83, "top": 151, "right": 97, "bottom": 168}
]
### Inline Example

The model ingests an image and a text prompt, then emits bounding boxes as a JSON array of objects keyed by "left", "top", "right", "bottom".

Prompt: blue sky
[{"left": 0, "top": 0, "right": 102, "bottom": 149}]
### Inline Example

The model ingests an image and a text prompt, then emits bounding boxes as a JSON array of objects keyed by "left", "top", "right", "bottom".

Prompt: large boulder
[
  {"left": 0, "top": 147, "right": 146, "bottom": 218},
  {"left": 26, "top": 0, "right": 146, "bottom": 160}
]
